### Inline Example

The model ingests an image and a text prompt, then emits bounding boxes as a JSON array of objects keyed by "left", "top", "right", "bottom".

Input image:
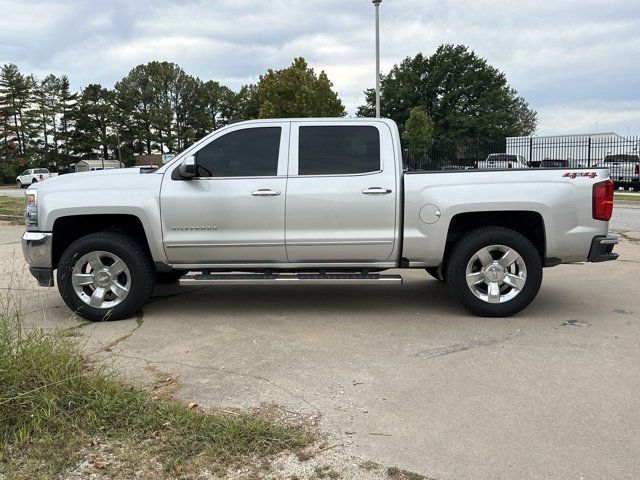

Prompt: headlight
[{"left": 25, "top": 189, "right": 38, "bottom": 229}]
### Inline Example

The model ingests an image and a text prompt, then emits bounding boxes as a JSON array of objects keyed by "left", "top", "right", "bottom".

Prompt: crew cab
[
  {"left": 21, "top": 118, "right": 618, "bottom": 321},
  {"left": 16, "top": 168, "right": 58, "bottom": 188}
]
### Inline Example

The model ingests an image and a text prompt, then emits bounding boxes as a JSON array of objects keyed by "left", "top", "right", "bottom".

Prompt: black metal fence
[{"left": 403, "top": 134, "right": 640, "bottom": 172}]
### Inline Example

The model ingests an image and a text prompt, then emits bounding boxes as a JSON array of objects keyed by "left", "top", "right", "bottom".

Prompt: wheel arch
[
  {"left": 443, "top": 211, "right": 546, "bottom": 266},
  {"left": 52, "top": 214, "right": 153, "bottom": 270}
]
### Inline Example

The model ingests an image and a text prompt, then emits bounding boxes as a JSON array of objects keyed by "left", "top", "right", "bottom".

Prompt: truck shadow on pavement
[{"left": 146, "top": 277, "right": 473, "bottom": 321}]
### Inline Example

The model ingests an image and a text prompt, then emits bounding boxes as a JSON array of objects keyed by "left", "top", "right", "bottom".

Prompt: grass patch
[
  {"left": 614, "top": 193, "right": 640, "bottom": 202},
  {"left": 0, "top": 195, "right": 23, "bottom": 217},
  {"left": 0, "top": 315, "right": 312, "bottom": 478}
]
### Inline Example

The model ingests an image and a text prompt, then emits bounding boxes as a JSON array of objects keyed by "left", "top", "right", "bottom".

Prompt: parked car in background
[
  {"left": 539, "top": 159, "right": 570, "bottom": 168},
  {"left": 600, "top": 154, "right": 640, "bottom": 190},
  {"left": 475, "top": 154, "right": 528, "bottom": 170},
  {"left": 16, "top": 168, "right": 57, "bottom": 188}
]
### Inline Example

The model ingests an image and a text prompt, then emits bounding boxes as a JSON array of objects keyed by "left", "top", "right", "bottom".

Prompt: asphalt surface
[
  {"left": 611, "top": 201, "right": 640, "bottom": 232},
  {"left": 2, "top": 214, "right": 640, "bottom": 479}
]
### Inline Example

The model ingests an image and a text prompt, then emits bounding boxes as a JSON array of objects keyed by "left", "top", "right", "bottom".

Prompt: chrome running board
[{"left": 179, "top": 272, "right": 403, "bottom": 286}]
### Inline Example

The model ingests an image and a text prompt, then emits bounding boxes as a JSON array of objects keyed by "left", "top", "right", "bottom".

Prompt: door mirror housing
[{"left": 179, "top": 156, "right": 197, "bottom": 179}]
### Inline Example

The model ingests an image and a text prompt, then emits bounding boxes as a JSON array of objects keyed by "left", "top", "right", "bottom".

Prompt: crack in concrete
[
  {"left": 414, "top": 331, "right": 524, "bottom": 359},
  {"left": 108, "top": 350, "right": 347, "bottom": 451},
  {"left": 102, "top": 314, "right": 144, "bottom": 352}
]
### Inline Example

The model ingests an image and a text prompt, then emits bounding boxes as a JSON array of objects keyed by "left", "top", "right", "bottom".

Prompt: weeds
[{"left": 0, "top": 314, "right": 312, "bottom": 478}]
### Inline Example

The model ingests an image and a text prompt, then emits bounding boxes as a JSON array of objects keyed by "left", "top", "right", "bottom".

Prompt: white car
[
  {"left": 476, "top": 154, "right": 528, "bottom": 170},
  {"left": 16, "top": 168, "right": 58, "bottom": 188}
]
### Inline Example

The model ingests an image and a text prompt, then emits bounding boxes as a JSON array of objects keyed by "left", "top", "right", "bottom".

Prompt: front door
[
  {"left": 285, "top": 121, "right": 398, "bottom": 262},
  {"left": 161, "top": 122, "right": 290, "bottom": 265}
]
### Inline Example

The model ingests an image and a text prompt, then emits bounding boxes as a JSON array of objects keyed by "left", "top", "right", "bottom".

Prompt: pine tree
[
  {"left": 0, "top": 64, "right": 31, "bottom": 160},
  {"left": 71, "top": 84, "right": 115, "bottom": 160}
]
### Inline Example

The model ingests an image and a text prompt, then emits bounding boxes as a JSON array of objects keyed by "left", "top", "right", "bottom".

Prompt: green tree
[
  {"left": 254, "top": 58, "right": 345, "bottom": 118},
  {"left": 401, "top": 106, "right": 434, "bottom": 145},
  {"left": 57, "top": 76, "right": 78, "bottom": 166},
  {"left": 0, "top": 64, "right": 31, "bottom": 159},
  {"left": 234, "top": 84, "right": 260, "bottom": 120},
  {"left": 358, "top": 45, "right": 537, "bottom": 138},
  {"left": 190, "top": 80, "right": 236, "bottom": 140},
  {"left": 115, "top": 61, "right": 233, "bottom": 155},
  {"left": 71, "top": 84, "right": 115, "bottom": 160}
]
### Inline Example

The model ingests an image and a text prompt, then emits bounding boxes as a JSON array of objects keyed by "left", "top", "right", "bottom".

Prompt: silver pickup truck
[{"left": 21, "top": 118, "right": 618, "bottom": 321}]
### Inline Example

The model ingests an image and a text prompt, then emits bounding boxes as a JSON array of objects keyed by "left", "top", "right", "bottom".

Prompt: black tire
[
  {"left": 445, "top": 227, "right": 542, "bottom": 317},
  {"left": 16, "top": 180, "right": 22, "bottom": 188},
  {"left": 31, "top": 179, "right": 37, "bottom": 184},
  {"left": 57, "top": 232, "right": 155, "bottom": 321},
  {"left": 425, "top": 266, "right": 445, "bottom": 282},
  {"left": 156, "top": 269, "right": 187, "bottom": 283}
]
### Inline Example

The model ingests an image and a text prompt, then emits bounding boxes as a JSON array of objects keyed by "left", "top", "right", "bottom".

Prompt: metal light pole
[{"left": 373, "top": 0, "right": 382, "bottom": 118}]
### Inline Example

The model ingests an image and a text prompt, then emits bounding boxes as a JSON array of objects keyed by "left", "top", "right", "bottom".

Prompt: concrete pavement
[{"left": 1, "top": 222, "right": 639, "bottom": 479}]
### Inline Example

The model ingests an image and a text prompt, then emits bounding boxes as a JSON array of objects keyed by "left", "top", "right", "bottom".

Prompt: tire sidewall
[
  {"left": 446, "top": 228, "right": 542, "bottom": 317},
  {"left": 57, "top": 233, "right": 153, "bottom": 321}
]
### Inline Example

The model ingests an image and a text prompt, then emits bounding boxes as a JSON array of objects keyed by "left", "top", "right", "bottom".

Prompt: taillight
[
  {"left": 39, "top": 174, "right": 44, "bottom": 180},
  {"left": 592, "top": 180, "right": 614, "bottom": 221},
  {"left": 507, "top": 162, "right": 513, "bottom": 168}
]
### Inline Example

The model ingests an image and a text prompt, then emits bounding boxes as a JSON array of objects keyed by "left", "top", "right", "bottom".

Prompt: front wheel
[
  {"left": 57, "top": 232, "right": 155, "bottom": 321},
  {"left": 16, "top": 180, "right": 22, "bottom": 188},
  {"left": 445, "top": 227, "right": 542, "bottom": 317}
]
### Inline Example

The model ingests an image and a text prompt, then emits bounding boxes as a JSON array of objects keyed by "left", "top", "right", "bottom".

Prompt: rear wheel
[
  {"left": 57, "top": 232, "right": 154, "bottom": 321},
  {"left": 446, "top": 227, "right": 542, "bottom": 317}
]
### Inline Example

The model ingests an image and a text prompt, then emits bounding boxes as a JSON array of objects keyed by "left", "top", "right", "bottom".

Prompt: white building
[{"left": 73, "top": 159, "right": 124, "bottom": 172}]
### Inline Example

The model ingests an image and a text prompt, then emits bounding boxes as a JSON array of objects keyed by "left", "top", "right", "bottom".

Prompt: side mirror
[{"left": 179, "top": 156, "right": 197, "bottom": 179}]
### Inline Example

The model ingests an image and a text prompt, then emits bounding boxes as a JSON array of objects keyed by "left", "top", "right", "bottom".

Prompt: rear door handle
[
  {"left": 362, "top": 187, "right": 392, "bottom": 195},
  {"left": 251, "top": 189, "right": 281, "bottom": 197}
]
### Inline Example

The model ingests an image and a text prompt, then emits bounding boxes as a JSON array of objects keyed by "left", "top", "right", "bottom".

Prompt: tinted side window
[
  {"left": 298, "top": 126, "right": 380, "bottom": 175},
  {"left": 196, "top": 127, "right": 281, "bottom": 177}
]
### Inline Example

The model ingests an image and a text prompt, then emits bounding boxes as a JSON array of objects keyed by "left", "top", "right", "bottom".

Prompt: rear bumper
[{"left": 586, "top": 235, "right": 619, "bottom": 262}]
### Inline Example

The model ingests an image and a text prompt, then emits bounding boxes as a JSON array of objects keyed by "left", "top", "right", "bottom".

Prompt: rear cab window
[{"left": 297, "top": 125, "right": 380, "bottom": 175}]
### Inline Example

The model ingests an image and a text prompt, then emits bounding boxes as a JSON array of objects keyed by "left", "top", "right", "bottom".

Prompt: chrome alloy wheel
[
  {"left": 465, "top": 244, "right": 527, "bottom": 304},
  {"left": 71, "top": 251, "right": 131, "bottom": 309}
]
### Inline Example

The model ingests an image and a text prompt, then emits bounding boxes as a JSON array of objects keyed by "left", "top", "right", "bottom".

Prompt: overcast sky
[{"left": 1, "top": 0, "right": 639, "bottom": 135}]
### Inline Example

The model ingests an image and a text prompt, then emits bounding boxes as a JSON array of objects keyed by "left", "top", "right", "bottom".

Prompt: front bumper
[
  {"left": 586, "top": 235, "right": 619, "bottom": 262},
  {"left": 21, "top": 232, "right": 54, "bottom": 286}
]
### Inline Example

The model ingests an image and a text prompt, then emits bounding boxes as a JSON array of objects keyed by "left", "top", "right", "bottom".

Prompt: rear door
[{"left": 285, "top": 121, "right": 398, "bottom": 262}]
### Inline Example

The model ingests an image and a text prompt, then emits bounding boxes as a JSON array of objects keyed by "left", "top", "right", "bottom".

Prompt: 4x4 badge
[{"left": 563, "top": 172, "right": 597, "bottom": 179}]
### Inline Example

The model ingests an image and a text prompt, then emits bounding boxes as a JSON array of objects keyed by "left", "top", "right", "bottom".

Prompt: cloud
[{"left": 0, "top": 0, "right": 639, "bottom": 135}]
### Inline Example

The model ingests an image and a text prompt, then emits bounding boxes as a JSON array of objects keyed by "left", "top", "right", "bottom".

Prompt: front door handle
[
  {"left": 251, "top": 189, "right": 281, "bottom": 197},
  {"left": 362, "top": 187, "right": 392, "bottom": 195}
]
